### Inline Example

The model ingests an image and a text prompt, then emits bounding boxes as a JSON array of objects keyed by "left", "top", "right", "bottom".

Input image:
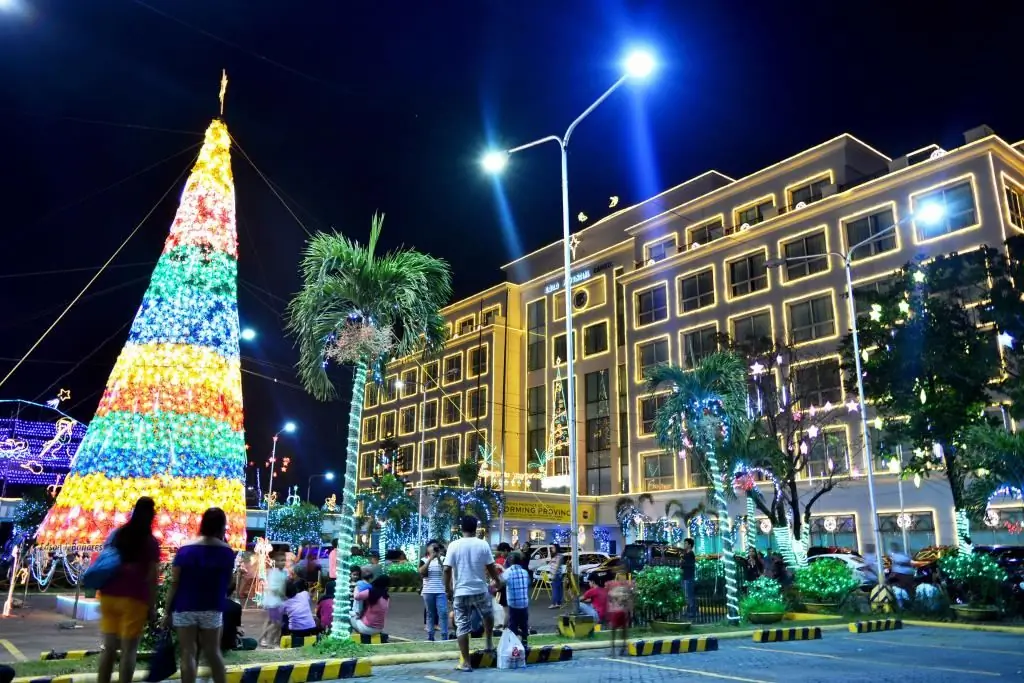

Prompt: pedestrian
[
  {"left": 259, "top": 551, "right": 288, "bottom": 647},
  {"left": 548, "top": 543, "right": 564, "bottom": 609},
  {"left": 494, "top": 542, "right": 511, "bottom": 628},
  {"left": 888, "top": 542, "right": 915, "bottom": 592},
  {"left": 353, "top": 565, "right": 373, "bottom": 620},
  {"left": 352, "top": 575, "right": 391, "bottom": 635},
  {"left": 419, "top": 540, "right": 448, "bottom": 641},
  {"left": 862, "top": 543, "right": 880, "bottom": 584},
  {"left": 443, "top": 515, "right": 502, "bottom": 673},
  {"left": 580, "top": 576, "right": 608, "bottom": 624},
  {"left": 606, "top": 570, "right": 635, "bottom": 656},
  {"left": 328, "top": 539, "right": 338, "bottom": 581},
  {"left": 162, "top": 507, "right": 236, "bottom": 683},
  {"left": 501, "top": 550, "right": 531, "bottom": 647},
  {"left": 317, "top": 579, "right": 335, "bottom": 634},
  {"left": 281, "top": 579, "right": 318, "bottom": 638},
  {"left": 681, "top": 537, "right": 697, "bottom": 620},
  {"left": 96, "top": 497, "right": 159, "bottom": 683}
]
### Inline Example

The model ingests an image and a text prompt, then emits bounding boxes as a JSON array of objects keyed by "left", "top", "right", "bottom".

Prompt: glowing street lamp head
[
  {"left": 915, "top": 202, "right": 945, "bottom": 225},
  {"left": 624, "top": 49, "right": 656, "bottom": 79},
  {"left": 325, "top": 471, "right": 335, "bottom": 481},
  {"left": 283, "top": 421, "right": 297, "bottom": 434},
  {"left": 394, "top": 379, "right": 405, "bottom": 390},
  {"left": 481, "top": 150, "right": 509, "bottom": 174},
  {"left": 240, "top": 328, "right": 257, "bottom": 342}
]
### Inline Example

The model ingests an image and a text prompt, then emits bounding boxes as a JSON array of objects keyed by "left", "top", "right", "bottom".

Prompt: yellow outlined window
[
  {"left": 686, "top": 215, "right": 725, "bottom": 248},
  {"left": 780, "top": 229, "right": 828, "bottom": 282},
  {"left": 786, "top": 172, "right": 833, "bottom": 208},
  {"left": 466, "top": 429, "right": 488, "bottom": 462},
  {"left": 638, "top": 394, "right": 669, "bottom": 436},
  {"left": 422, "top": 361, "right": 440, "bottom": 392},
  {"left": 482, "top": 305, "right": 501, "bottom": 327},
  {"left": 635, "top": 335, "right": 670, "bottom": 383},
  {"left": 455, "top": 315, "right": 476, "bottom": 336},
  {"left": 468, "top": 344, "right": 489, "bottom": 378},
  {"left": 396, "top": 444, "right": 414, "bottom": 475},
  {"left": 678, "top": 267, "right": 715, "bottom": 313},
  {"left": 680, "top": 323, "right": 718, "bottom": 369},
  {"left": 442, "top": 352, "right": 463, "bottom": 385},
  {"left": 726, "top": 249, "right": 769, "bottom": 299},
  {"left": 383, "top": 374, "right": 399, "bottom": 403},
  {"left": 733, "top": 194, "right": 775, "bottom": 228},
  {"left": 526, "top": 298, "right": 546, "bottom": 372},
  {"left": 635, "top": 282, "right": 669, "bottom": 327},
  {"left": 420, "top": 439, "right": 438, "bottom": 471},
  {"left": 440, "top": 434, "right": 462, "bottom": 467},
  {"left": 804, "top": 426, "right": 850, "bottom": 479},
  {"left": 785, "top": 291, "right": 837, "bottom": 345},
  {"left": 422, "top": 397, "right": 439, "bottom": 431},
  {"left": 467, "top": 386, "right": 489, "bottom": 420},
  {"left": 364, "top": 383, "right": 379, "bottom": 409},
  {"left": 843, "top": 203, "right": 898, "bottom": 262},
  {"left": 552, "top": 331, "right": 577, "bottom": 366},
  {"left": 792, "top": 357, "right": 843, "bottom": 410},
  {"left": 729, "top": 307, "right": 773, "bottom": 347},
  {"left": 641, "top": 451, "right": 676, "bottom": 492},
  {"left": 360, "top": 452, "right": 376, "bottom": 479},
  {"left": 401, "top": 368, "right": 418, "bottom": 398},
  {"left": 442, "top": 393, "right": 463, "bottom": 426},
  {"left": 910, "top": 175, "right": 980, "bottom": 243},
  {"left": 1002, "top": 175, "right": 1024, "bottom": 230},
  {"left": 398, "top": 405, "right": 417, "bottom": 436},
  {"left": 361, "top": 416, "right": 378, "bottom": 444},
  {"left": 583, "top": 320, "right": 610, "bottom": 357},
  {"left": 644, "top": 235, "right": 677, "bottom": 263},
  {"left": 851, "top": 274, "right": 897, "bottom": 319},
  {"left": 380, "top": 410, "right": 396, "bottom": 438}
]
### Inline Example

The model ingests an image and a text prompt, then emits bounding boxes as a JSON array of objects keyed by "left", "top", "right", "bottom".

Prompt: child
[
  {"left": 282, "top": 579, "right": 318, "bottom": 638},
  {"left": 605, "top": 572, "right": 635, "bottom": 656},
  {"left": 580, "top": 576, "right": 608, "bottom": 625},
  {"left": 259, "top": 552, "right": 288, "bottom": 648},
  {"left": 317, "top": 579, "right": 335, "bottom": 634},
  {"left": 352, "top": 565, "right": 373, "bottom": 620},
  {"left": 501, "top": 550, "right": 531, "bottom": 647}
]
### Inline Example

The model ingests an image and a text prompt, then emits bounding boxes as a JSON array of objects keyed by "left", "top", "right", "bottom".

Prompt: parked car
[
  {"left": 807, "top": 553, "right": 877, "bottom": 588},
  {"left": 526, "top": 545, "right": 560, "bottom": 572},
  {"left": 580, "top": 556, "right": 623, "bottom": 587},
  {"left": 532, "top": 552, "right": 610, "bottom": 582}
]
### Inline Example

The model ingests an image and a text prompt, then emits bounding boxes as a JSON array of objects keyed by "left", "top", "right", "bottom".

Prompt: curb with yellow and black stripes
[
  {"left": 752, "top": 626, "right": 822, "bottom": 642},
  {"left": 468, "top": 645, "right": 572, "bottom": 668},
  {"left": 18, "top": 658, "right": 371, "bottom": 683},
  {"left": 849, "top": 619, "right": 903, "bottom": 633},
  {"left": 39, "top": 650, "right": 102, "bottom": 662},
  {"left": 626, "top": 636, "right": 719, "bottom": 657}
]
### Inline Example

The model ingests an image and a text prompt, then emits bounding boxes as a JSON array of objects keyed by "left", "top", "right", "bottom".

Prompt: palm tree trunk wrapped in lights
[
  {"left": 287, "top": 215, "right": 451, "bottom": 639},
  {"left": 647, "top": 352, "right": 747, "bottom": 623}
]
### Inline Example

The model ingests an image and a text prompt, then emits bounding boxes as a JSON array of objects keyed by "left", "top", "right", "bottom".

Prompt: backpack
[{"left": 82, "top": 535, "right": 121, "bottom": 590}]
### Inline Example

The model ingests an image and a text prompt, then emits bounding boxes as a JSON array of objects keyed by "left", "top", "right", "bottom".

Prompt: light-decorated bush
[
  {"left": 740, "top": 576, "right": 786, "bottom": 619},
  {"left": 794, "top": 558, "right": 859, "bottom": 604},
  {"left": 384, "top": 560, "right": 420, "bottom": 588},
  {"left": 938, "top": 550, "right": 1008, "bottom": 607},
  {"left": 634, "top": 565, "right": 686, "bottom": 620}
]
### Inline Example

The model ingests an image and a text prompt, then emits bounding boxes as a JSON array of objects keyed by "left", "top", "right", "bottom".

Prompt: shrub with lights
[
  {"left": 794, "top": 558, "right": 859, "bottom": 606},
  {"left": 383, "top": 560, "right": 419, "bottom": 589},
  {"left": 634, "top": 565, "right": 686, "bottom": 621},
  {"left": 938, "top": 550, "right": 1008, "bottom": 608},
  {"left": 268, "top": 502, "right": 324, "bottom": 550},
  {"left": 740, "top": 576, "right": 786, "bottom": 620},
  {"left": 35, "top": 118, "right": 248, "bottom": 550}
]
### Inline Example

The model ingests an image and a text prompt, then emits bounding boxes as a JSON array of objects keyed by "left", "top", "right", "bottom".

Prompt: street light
[
  {"left": 482, "top": 48, "right": 657, "bottom": 610},
  {"left": 241, "top": 328, "right": 257, "bottom": 342},
  {"left": 307, "top": 471, "right": 335, "bottom": 502},
  {"left": 764, "top": 205, "right": 945, "bottom": 584},
  {"left": 265, "top": 421, "right": 297, "bottom": 539}
]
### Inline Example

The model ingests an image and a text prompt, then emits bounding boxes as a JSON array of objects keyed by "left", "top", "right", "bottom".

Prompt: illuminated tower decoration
[
  {"left": 541, "top": 364, "right": 571, "bottom": 490},
  {"left": 36, "top": 110, "right": 247, "bottom": 550}
]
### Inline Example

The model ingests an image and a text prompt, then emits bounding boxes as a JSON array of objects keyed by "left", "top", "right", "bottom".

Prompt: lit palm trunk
[{"left": 331, "top": 362, "right": 366, "bottom": 638}]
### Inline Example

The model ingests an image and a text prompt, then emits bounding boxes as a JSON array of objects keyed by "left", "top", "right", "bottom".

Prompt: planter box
[
  {"left": 650, "top": 620, "right": 692, "bottom": 634},
  {"left": 951, "top": 605, "right": 1000, "bottom": 622},
  {"left": 557, "top": 615, "right": 595, "bottom": 639},
  {"left": 802, "top": 602, "right": 839, "bottom": 614},
  {"left": 746, "top": 612, "right": 784, "bottom": 625}
]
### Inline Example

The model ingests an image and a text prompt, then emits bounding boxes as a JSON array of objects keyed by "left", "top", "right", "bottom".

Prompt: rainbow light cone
[{"left": 37, "top": 119, "right": 247, "bottom": 550}]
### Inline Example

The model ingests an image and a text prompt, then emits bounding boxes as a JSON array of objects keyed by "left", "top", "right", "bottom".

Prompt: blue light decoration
[
  {"left": 0, "top": 400, "right": 87, "bottom": 490},
  {"left": 551, "top": 527, "right": 571, "bottom": 546},
  {"left": 593, "top": 527, "right": 612, "bottom": 554}
]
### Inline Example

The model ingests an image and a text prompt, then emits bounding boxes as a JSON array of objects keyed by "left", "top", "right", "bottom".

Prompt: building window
[
  {"left": 637, "top": 338, "right": 670, "bottom": 381},
  {"left": 787, "top": 295, "right": 835, "bottom": 343},
  {"left": 457, "top": 317, "right": 475, "bottom": 335},
  {"left": 385, "top": 375, "right": 398, "bottom": 402},
  {"left": 782, "top": 231, "right": 828, "bottom": 281},
  {"left": 806, "top": 431, "right": 848, "bottom": 478},
  {"left": 1006, "top": 183, "right": 1024, "bottom": 228},
  {"left": 915, "top": 181, "right": 976, "bottom": 239},
  {"left": 853, "top": 277, "right": 895, "bottom": 318},
  {"left": 636, "top": 286, "right": 669, "bottom": 326},
  {"left": 527, "top": 300, "right": 546, "bottom": 371},
  {"left": 360, "top": 452, "right": 376, "bottom": 479},
  {"left": 643, "top": 453, "right": 675, "bottom": 491},
  {"left": 584, "top": 321, "right": 609, "bottom": 356},
  {"left": 617, "top": 364, "right": 629, "bottom": 493},
  {"left": 441, "top": 436, "right": 460, "bottom": 467},
  {"left": 794, "top": 359, "right": 842, "bottom": 409},
  {"left": 469, "top": 346, "right": 488, "bottom": 376},
  {"left": 466, "top": 431, "right": 486, "bottom": 462},
  {"left": 679, "top": 268, "right": 715, "bottom": 313},
  {"left": 396, "top": 444, "right": 414, "bottom": 474},
  {"left": 381, "top": 412, "right": 396, "bottom": 438},
  {"left": 365, "top": 384, "right": 379, "bottom": 408},
  {"left": 362, "top": 416, "right": 378, "bottom": 443},
  {"left": 615, "top": 268, "right": 626, "bottom": 348},
  {"left": 877, "top": 511, "right": 936, "bottom": 554},
  {"left": 421, "top": 441, "right": 436, "bottom": 470},
  {"left": 422, "top": 400, "right": 438, "bottom": 430},
  {"left": 527, "top": 385, "right": 545, "bottom": 463},
  {"left": 682, "top": 325, "right": 718, "bottom": 368},
  {"left": 443, "top": 354, "right": 462, "bottom": 384},
  {"left": 646, "top": 236, "right": 677, "bottom": 263},
  {"left": 687, "top": 219, "right": 724, "bottom": 247},
  {"left": 442, "top": 394, "right": 462, "bottom": 426},
  {"left": 728, "top": 252, "right": 768, "bottom": 298},
  {"left": 467, "top": 386, "right": 488, "bottom": 419},
  {"left": 423, "top": 361, "right": 439, "bottom": 390},
  {"left": 846, "top": 208, "right": 897, "bottom": 261},
  {"left": 730, "top": 311, "right": 772, "bottom": 346},
  {"left": 401, "top": 369, "right": 417, "bottom": 397},
  {"left": 789, "top": 178, "right": 829, "bottom": 207},
  {"left": 736, "top": 199, "right": 774, "bottom": 227},
  {"left": 585, "top": 370, "right": 612, "bottom": 495},
  {"left": 482, "top": 307, "right": 499, "bottom": 327},
  {"left": 399, "top": 405, "right": 417, "bottom": 435},
  {"left": 639, "top": 394, "right": 668, "bottom": 435},
  {"left": 553, "top": 332, "right": 576, "bottom": 365}
]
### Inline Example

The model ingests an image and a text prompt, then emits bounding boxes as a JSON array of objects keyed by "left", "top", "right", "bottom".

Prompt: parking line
[
  {"left": 424, "top": 676, "right": 457, "bottom": 683},
  {"left": 838, "top": 634, "right": 1020, "bottom": 656},
  {"left": 736, "top": 645, "right": 1001, "bottom": 677},
  {"left": 601, "top": 657, "right": 771, "bottom": 683},
  {"left": 0, "top": 639, "right": 26, "bottom": 662}
]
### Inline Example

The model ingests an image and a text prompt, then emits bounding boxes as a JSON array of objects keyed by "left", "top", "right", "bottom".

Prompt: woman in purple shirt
[{"left": 162, "top": 508, "right": 236, "bottom": 683}]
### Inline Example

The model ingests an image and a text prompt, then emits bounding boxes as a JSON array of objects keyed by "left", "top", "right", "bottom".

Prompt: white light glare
[
  {"left": 916, "top": 202, "right": 945, "bottom": 225},
  {"left": 325, "top": 471, "right": 335, "bottom": 481},
  {"left": 240, "top": 328, "right": 257, "bottom": 342},
  {"left": 624, "top": 50, "right": 656, "bottom": 78},
  {"left": 394, "top": 379, "right": 405, "bottom": 390},
  {"left": 481, "top": 150, "right": 509, "bottom": 174},
  {"left": 283, "top": 421, "right": 297, "bottom": 434}
]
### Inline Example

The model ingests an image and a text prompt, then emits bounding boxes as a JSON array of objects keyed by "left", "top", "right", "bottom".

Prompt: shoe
[
  {"left": 454, "top": 664, "right": 473, "bottom": 672},
  {"left": 427, "top": 635, "right": 435, "bottom": 642}
]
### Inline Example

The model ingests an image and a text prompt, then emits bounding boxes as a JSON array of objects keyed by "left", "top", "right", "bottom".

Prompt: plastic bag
[
  {"left": 497, "top": 627, "right": 526, "bottom": 670},
  {"left": 492, "top": 595, "right": 505, "bottom": 627}
]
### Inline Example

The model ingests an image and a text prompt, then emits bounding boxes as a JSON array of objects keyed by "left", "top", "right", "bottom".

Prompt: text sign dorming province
[
  {"left": 504, "top": 500, "right": 596, "bottom": 524},
  {"left": 543, "top": 261, "right": 613, "bottom": 295}
]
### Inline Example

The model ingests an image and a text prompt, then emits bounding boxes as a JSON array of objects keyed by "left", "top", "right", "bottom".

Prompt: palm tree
[
  {"left": 358, "top": 473, "right": 418, "bottom": 556},
  {"left": 431, "top": 461, "right": 504, "bottom": 539},
  {"left": 287, "top": 214, "right": 451, "bottom": 638},
  {"left": 964, "top": 425, "right": 1024, "bottom": 518},
  {"left": 647, "top": 351, "right": 747, "bottom": 622}
]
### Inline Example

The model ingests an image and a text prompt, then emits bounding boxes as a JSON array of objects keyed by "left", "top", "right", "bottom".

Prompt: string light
[
  {"left": 36, "top": 119, "right": 247, "bottom": 550},
  {"left": 0, "top": 412, "right": 86, "bottom": 486}
]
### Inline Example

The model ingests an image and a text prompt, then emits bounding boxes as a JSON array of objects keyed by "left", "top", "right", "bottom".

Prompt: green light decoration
[
  {"left": 745, "top": 495, "right": 756, "bottom": 554},
  {"left": 529, "top": 449, "right": 550, "bottom": 472},
  {"left": 938, "top": 550, "right": 1007, "bottom": 606},
  {"left": 267, "top": 502, "right": 325, "bottom": 550},
  {"left": 477, "top": 443, "right": 497, "bottom": 469},
  {"left": 955, "top": 508, "right": 972, "bottom": 553},
  {"left": 739, "top": 576, "right": 786, "bottom": 621},
  {"left": 794, "top": 557, "right": 860, "bottom": 604}
]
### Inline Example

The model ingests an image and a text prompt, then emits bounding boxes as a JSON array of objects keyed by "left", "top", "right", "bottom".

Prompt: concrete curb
[
  {"left": 752, "top": 626, "right": 823, "bottom": 642},
  {"left": 849, "top": 619, "right": 903, "bottom": 633},
  {"left": 902, "top": 619, "right": 1024, "bottom": 634},
  {"left": 15, "top": 658, "right": 372, "bottom": 683},
  {"left": 38, "top": 651, "right": 101, "bottom": 662},
  {"left": 468, "top": 645, "right": 572, "bottom": 669},
  {"left": 626, "top": 637, "right": 718, "bottom": 657}
]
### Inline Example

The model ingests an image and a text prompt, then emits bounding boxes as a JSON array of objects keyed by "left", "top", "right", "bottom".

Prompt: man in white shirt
[{"left": 443, "top": 516, "right": 501, "bottom": 672}]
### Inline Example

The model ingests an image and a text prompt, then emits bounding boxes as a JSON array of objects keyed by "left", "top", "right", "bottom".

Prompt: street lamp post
[
  {"left": 766, "top": 204, "right": 944, "bottom": 583},
  {"left": 483, "top": 49, "right": 655, "bottom": 607},
  {"left": 265, "top": 421, "right": 296, "bottom": 539},
  {"left": 307, "top": 471, "right": 335, "bottom": 502}
]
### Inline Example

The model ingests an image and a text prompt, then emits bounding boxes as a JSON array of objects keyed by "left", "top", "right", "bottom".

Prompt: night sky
[{"left": 1, "top": 0, "right": 1021, "bottom": 500}]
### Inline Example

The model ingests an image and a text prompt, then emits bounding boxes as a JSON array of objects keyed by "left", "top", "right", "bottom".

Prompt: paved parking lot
[{"left": 373, "top": 628, "right": 1024, "bottom": 682}]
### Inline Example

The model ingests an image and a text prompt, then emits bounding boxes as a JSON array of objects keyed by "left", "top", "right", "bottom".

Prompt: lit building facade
[{"left": 360, "top": 125, "right": 1024, "bottom": 553}]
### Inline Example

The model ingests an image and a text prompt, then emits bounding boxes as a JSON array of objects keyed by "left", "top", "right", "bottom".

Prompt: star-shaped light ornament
[
  {"left": 57, "top": 388, "right": 71, "bottom": 402},
  {"left": 750, "top": 361, "right": 766, "bottom": 377},
  {"left": 872, "top": 417, "right": 883, "bottom": 430},
  {"left": 869, "top": 304, "right": 882, "bottom": 322},
  {"left": 807, "top": 425, "right": 820, "bottom": 439},
  {"left": 898, "top": 300, "right": 911, "bottom": 315},
  {"left": 998, "top": 331, "right": 1014, "bottom": 349},
  {"left": 913, "top": 270, "right": 926, "bottom": 283},
  {"left": 569, "top": 233, "right": 582, "bottom": 259},
  {"left": 577, "top": 212, "right": 588, "bottom": 223},
  {"left": 799, "top": 441, "right": 809, "bottom": 455},
  {"left": 846, "top": 400, "right": 860, "bottom": 413}
]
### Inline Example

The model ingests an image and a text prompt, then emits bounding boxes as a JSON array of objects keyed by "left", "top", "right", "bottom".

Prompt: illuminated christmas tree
[{"left": 36, "top": 113, "right": 247, "bottom": 550}]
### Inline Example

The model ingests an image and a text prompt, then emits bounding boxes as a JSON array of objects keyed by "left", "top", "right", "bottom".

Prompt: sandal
[{"left": 454, "top": 663, "right": 473, "bottom": 672}]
